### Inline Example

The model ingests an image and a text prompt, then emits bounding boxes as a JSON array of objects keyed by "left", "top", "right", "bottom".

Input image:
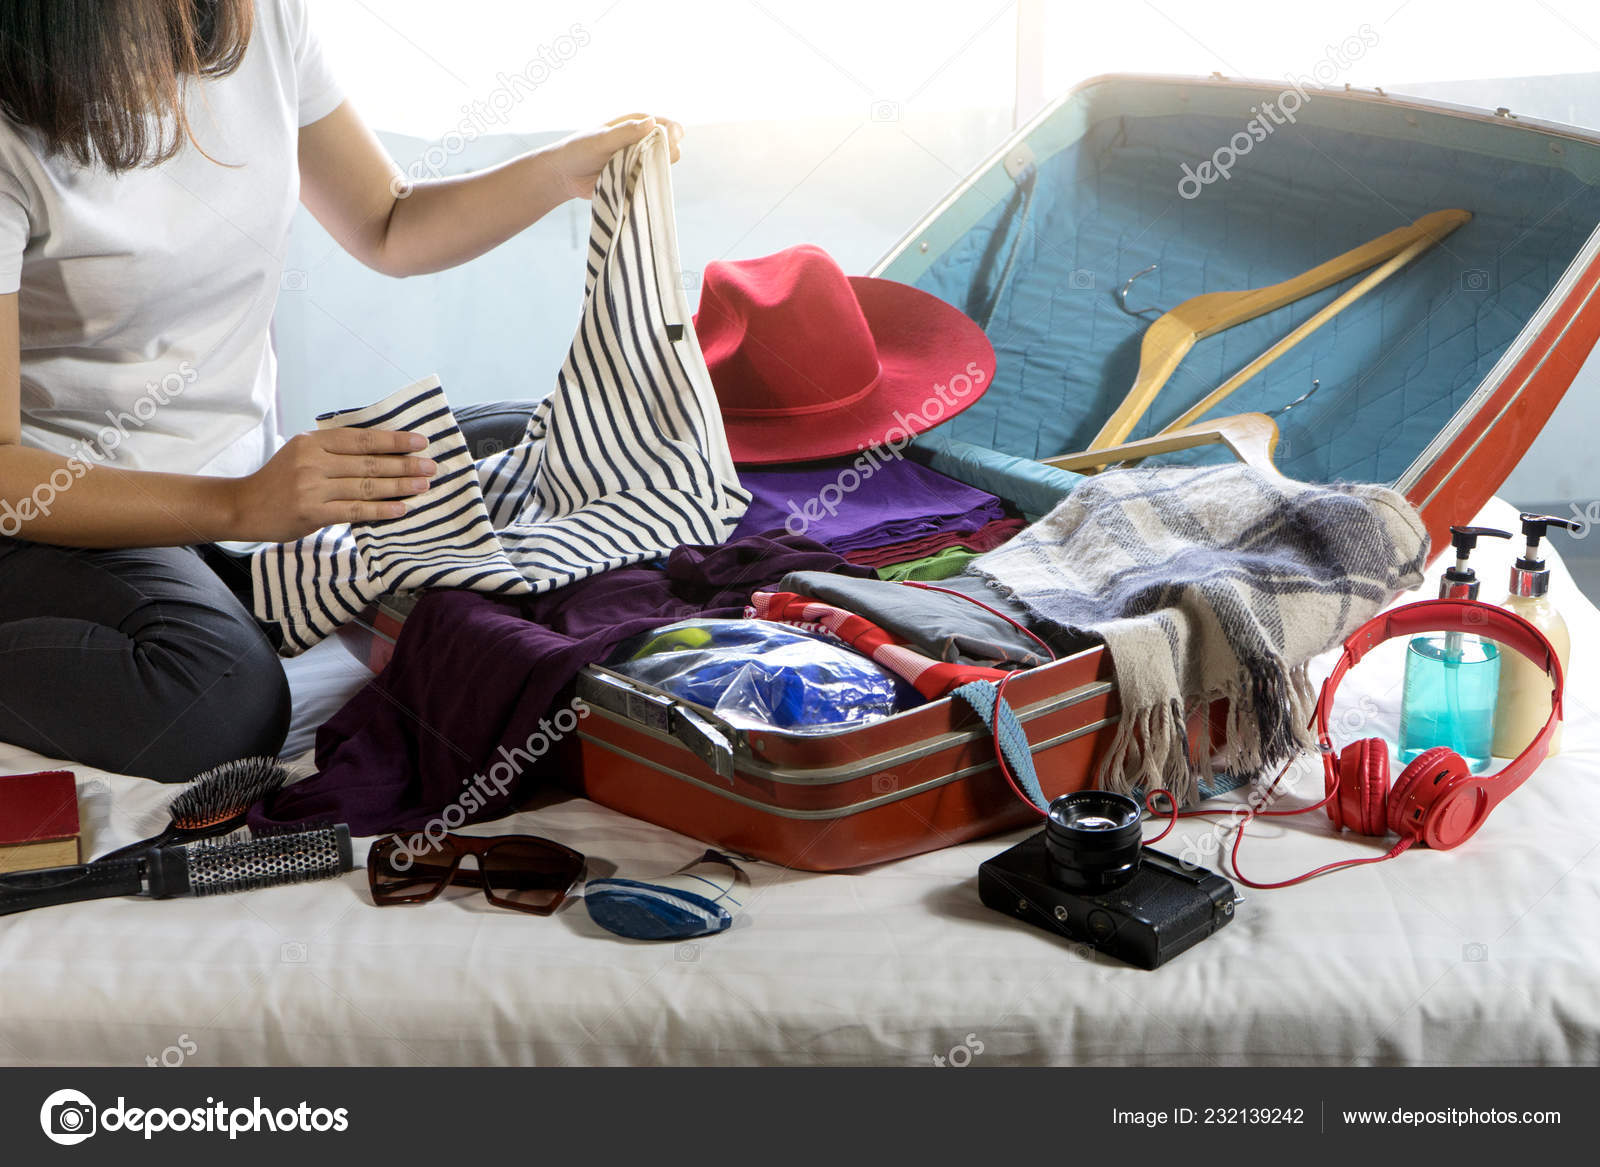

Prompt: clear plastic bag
[{"left": 608, "top": 619, "right": 903, "bottom": 733}]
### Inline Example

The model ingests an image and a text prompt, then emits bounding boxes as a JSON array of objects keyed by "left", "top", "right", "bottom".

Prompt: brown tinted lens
[
  {"left": 481, "top": 840, "right": 582, "bottom": 913},
  {"left": 369, "top": 837, "right": 458, "bottom": 901}
]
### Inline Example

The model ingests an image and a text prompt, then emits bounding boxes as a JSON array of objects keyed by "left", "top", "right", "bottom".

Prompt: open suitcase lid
[{"left": 872, "top": 73, "right": 1600, "bottom": 555}]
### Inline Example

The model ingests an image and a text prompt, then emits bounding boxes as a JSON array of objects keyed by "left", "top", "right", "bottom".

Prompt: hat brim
[{"left": 723, "top": 277, "right": 996, "bottom": 466}]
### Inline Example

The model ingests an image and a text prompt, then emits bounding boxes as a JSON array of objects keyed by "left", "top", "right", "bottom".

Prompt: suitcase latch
[
  {"left": 580, "top": 669, "right": 737, "bottom": 782},
  {"left": 669, "top": 706, "right": 737, "bottom": 783}
]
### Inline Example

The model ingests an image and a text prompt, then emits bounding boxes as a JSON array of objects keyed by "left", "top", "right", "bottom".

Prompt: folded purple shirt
[{"left": 731, "top": 455, "right": 1006, "bottom": 554}]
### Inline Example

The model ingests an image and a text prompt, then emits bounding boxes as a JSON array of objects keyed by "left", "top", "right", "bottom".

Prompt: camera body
[
  {"left": 51, "top": 1101, "right": 95, "bottom": 1137},
  {"left": 978, "top": 791, "right": 1238, "bottom": 969}
]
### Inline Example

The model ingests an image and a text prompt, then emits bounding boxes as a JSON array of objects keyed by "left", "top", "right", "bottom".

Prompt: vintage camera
[{"left": 978, "top": 791, "right": 1238, "bottom": 969}]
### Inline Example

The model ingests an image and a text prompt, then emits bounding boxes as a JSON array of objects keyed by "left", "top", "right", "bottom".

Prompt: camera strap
[{"left": 950, "top": 680, "right": 1051, "bottom": 815}]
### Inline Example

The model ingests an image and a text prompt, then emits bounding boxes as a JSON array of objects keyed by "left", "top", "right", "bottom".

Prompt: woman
[{"left": 0, "top": 0, "right": 681, "bottom": 779}]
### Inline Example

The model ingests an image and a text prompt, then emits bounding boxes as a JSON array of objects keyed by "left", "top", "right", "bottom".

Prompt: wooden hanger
[
  {"left": 1157, "top": 213, "right": 1471, "bottom": 435},
  {"left": 1085, "top": 209, "right": 1472, "bottom": 454},
  {"left": 1045, "top": 411, "right": 1286, "bottom": 479}
]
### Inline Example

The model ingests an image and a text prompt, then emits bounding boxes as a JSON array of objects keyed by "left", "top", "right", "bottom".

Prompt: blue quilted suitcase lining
[{"left": 882, "top": 79, "right": 1600, "bottom": 488}]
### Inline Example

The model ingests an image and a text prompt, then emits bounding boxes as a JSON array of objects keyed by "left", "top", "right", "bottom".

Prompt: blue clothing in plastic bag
[{"left": 610, "top": 619, "right": 906, "bottom": 732}]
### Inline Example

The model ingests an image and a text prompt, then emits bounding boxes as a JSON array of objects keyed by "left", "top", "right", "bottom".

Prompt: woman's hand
[
  {"left": 228, "top": 428, "right": 436, "bottom": 543},
  {"left": 549, "top": 113, "right": 684, "bottom": 201}
]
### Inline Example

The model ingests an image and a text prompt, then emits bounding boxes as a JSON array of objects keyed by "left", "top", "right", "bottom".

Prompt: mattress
[{"left": 1, "top": 498, "right": 1595, "bottom": 1067}]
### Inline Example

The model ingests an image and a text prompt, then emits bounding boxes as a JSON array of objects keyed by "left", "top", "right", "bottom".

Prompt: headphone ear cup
[
  {"left": 1332, "top": 738, "right": 1390, "bottom": 836},
  {"left": 1389, "top": 746, "right": 1470, "bottom": 842}
]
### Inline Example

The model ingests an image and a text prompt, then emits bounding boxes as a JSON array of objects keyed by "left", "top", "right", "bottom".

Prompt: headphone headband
[
  {"left": 1337, "top": 599, "right": 1560, "bottom": 678},
  {"left": 1315, "top": 598, "right": 1563, "bottom": 823}
]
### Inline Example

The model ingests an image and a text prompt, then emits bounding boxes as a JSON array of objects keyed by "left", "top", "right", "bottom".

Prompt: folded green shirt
[{"left": 876, "top": 546, "right": 981, "bottom": 581}]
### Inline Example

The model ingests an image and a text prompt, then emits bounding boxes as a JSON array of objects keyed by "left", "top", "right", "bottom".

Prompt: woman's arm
[
  {"left": 297, "top": 103, "right": 681, "bottom": 278},
  {"left": 0, "top": 292, "right": 435, "bottom": 548}
]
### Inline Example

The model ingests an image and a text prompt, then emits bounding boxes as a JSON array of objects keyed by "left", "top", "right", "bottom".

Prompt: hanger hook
[
  {"left": 1117, "top": 264, "right": 1166, "bottom": 318},
  {"left": 1272, "top": 378, "right": 1321, "bottom": 419}
]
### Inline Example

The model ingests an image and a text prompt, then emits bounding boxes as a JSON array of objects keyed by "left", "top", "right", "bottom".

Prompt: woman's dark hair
[{"left": 0, "top": 0, "right": 255, "bottom": 172}]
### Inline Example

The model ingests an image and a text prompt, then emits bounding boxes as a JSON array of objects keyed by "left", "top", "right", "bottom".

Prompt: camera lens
[{"left": 1044, "top": 791, "right": 1143, "bottom": 892}]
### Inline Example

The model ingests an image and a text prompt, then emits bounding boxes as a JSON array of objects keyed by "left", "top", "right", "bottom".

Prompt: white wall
[
  {"left": 274, "top": 110, "right": 1013, "bottom": 431},
  {"left": 277, "top": 0, "right": 1018, "bottom": 429}
]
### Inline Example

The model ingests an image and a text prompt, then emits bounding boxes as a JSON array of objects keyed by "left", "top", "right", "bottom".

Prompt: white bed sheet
[{"left": 2, "top": 498, "right": 1598, "bottom": 1067}]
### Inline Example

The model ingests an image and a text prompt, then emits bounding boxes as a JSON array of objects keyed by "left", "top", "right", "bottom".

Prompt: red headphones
[{"left": 1314, "top": 599, "right": 1564, "bottom": 851}]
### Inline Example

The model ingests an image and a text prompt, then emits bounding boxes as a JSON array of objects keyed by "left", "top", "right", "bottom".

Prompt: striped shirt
[{"left": 251, "top": 128, "right": 749, "bottom": 653}]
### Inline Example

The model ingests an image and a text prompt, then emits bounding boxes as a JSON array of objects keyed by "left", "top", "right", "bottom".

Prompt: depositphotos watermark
[
  {"left": 40, "top": 1088, "right": 348, "bottom": 1145},
  {"left": 1178, "top": 25, "right": 1380, "bottom": 199},
  {"left": 0, "top": 361, "right": 198, "bottom": 538},
  {"left": 385, "top": 699, "right": 592, "bottom": 872},
  {"left": 783, "top": 360, "right": 990, "bottom": 538},
  {"left": 391, "top": 24, "right": 591, "bottom": 197},
  {"left": 1176, "top": 694, "right": 1378, "bottom": 871},
  {"left": 1568, "top": 500, "right": 1599, "bottom": 538},
  {"left": 931, "top": 1033, "right": 986, "bottom": 1067},
  {"left": 145, "top": 1033, "right": 198, "bottom": 1069}
]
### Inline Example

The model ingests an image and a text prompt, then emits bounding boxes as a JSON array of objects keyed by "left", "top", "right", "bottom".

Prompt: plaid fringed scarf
[{"left": 969, "top": 465, "right": 1429, "bottom": 804}]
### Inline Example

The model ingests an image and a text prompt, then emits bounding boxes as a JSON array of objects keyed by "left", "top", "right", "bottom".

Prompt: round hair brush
[
  {"left": 0, "top": 824, "right": 355, "bottom": 916},
  {"left": 96, "top": 756, "right": 289, "bottom": 863}
]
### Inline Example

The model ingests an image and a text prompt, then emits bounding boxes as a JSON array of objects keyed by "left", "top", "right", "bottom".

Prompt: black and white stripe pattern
[
  {"left": 249, "top": 376, "right": 533, "bottom": 652},
  {"left": 251, "top": 129, "right": 749, "bottom": 654}
]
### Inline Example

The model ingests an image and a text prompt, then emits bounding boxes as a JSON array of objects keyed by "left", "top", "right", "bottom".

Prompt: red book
[{"left": 0, "top": 770, "right": 82, "bottom": 873}]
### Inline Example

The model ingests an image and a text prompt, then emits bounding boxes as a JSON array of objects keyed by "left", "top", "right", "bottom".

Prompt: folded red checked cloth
[{"left": 747, "top": 591, "right": 1010, "bottom": 699}]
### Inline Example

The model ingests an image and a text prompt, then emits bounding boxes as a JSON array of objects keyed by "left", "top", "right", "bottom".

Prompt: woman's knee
[
  {"left": 133, "top": 641, "right": 292, "bottom": 781},
  {"left": 0, "top": 539, "right": 295, "bottom": 781}
]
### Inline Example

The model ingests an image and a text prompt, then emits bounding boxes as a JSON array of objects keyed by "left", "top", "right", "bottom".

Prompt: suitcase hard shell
[{"left": 574, "top": 74, "right": 1600, "bottom": 869}]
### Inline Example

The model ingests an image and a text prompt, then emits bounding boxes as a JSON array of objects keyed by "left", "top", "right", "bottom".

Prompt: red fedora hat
[{"left": 693, "top": 245, "right": 995, "bottom": 465}]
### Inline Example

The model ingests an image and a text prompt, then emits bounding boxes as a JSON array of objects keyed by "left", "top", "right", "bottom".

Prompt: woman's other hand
[
  {"left": 229, "top": 427, "right": 436, "bottom": 542},
  {"left": 550, "top": 113, "right": 684, "bottom": 200}
]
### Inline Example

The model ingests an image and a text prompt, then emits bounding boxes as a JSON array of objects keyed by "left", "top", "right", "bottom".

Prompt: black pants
[{"left": 0, "top": 401, "right": 536, "bottom": 781}]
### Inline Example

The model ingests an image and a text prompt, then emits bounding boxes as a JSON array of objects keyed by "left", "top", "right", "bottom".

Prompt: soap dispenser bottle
[
  {"left": 1492, "top": 513, "right": 1579, "bottom": 757},
  {"left": 1398, "top": 525, "right": 1511, "bottom": 773}
]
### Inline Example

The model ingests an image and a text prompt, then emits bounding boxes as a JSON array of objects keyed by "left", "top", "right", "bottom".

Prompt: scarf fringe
[{"left": 1095, "top": 660, "right": 1319, "bottom": 806}]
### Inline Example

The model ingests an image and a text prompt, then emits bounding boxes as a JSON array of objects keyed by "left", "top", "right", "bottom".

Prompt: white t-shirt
[{"left": 0, "top": 0, "right": 343, "bottom": 480}]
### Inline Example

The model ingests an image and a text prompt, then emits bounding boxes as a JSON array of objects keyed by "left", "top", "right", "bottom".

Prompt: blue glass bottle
[
  {"left": 1398, "top": 633, "right": 1500, "bottom": 772},
  {"left": 1397, "top": 525, "right": 1511, "bottom": 774}
]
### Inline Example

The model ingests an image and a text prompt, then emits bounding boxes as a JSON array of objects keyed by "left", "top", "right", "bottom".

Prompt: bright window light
[{"left": 311, "top": 0, "right": 1017, "bottom": 136}]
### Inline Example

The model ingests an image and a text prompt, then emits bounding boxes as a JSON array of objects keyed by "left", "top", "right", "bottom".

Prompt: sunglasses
[{"left": 367, "top": 832, "right": 585, "bottom": 915}]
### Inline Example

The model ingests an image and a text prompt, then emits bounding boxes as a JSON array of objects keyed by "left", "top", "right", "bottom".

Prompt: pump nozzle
[
  {"left": 1450, "top": 525, "right": 1513, "bottom": 557},
  {"left": 1442, "top": 524, "right": 1510, "bottom": 601},
  {"left": 1516, "top": 512, "right": 1582, "bottom": 568},
  {"left": 1509, "top": 513, "right": 1581, "bottom": 597}
]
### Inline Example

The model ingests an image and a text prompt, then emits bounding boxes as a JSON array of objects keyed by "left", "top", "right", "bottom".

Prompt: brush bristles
[
  {"left": 167, "top": 756, "right": 289, "bottom": 830},
  {"left": 180, "top": 824, "right": 352, "bottom": 896}
]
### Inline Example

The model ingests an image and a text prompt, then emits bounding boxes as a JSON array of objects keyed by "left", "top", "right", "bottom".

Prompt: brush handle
[
  {"left": 0, "top": 825, "right": 351, "bottom": 915},
  {"left": 96, "top": 827, "right": 179, "bottom": 864},
  {"left": 0, "top": 857, "right": 146, "bottom": 916}
]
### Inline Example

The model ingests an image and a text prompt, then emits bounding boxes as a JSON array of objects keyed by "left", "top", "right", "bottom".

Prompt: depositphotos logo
[
  {"left": 39, "top": 1088, "right": 350, "bottom": 1143},
  {"left": 40, "top": 1090, "right": 97, "bottom": 1146}
]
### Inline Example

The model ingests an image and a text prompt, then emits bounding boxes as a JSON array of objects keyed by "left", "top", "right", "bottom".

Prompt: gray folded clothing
[{"left": 777, "top": 570, "right": 1092, "bottom": 669}]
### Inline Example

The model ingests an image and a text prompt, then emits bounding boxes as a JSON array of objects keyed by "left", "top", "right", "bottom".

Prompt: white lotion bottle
[{"left": 1492, "top": 513, "right": 1579, "bottom": 757}]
